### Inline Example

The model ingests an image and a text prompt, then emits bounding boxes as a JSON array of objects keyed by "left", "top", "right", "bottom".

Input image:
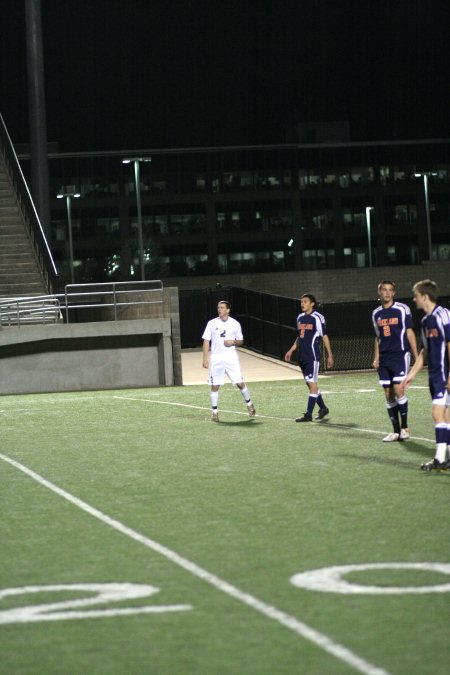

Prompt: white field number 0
[
  {"left": 0, "top": 583, "right": 192, "bottom": 624},
  {"left": 290, "top": 563, "right": 450, "bottom": 594}
]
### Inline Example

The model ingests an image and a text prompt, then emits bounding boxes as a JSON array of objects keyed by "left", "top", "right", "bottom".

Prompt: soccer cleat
[
  {"left": 382, "top": 432, "right": 401, "bottom": 442},
  {"left": 420, "top": 458, "right": 449, "bottom": 472},
  {"left": 247, "top": 404, "right": 256, "bottom": 417},
  {"left": 315, "top": 406, "right": 329, "bottom": 420},
  {"left": 399, "top": 428, "right": 410, "bottom": 440},
  {"left": 211, "top": 412, "right": 219, "bottom": 422},
  {"left": 295, "top": 413, "right": 312, "bottom": 423}
]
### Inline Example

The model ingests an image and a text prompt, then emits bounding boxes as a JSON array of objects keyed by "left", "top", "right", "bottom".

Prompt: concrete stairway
[{"left": 0, "top": 161, "right": 49, "bottom": 298}]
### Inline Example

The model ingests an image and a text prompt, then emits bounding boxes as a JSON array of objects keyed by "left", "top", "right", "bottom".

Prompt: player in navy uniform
[
  {"left": 372, "top": 280, "right": 419, "bottom": 442},
  {"left": 284, "top": 293, "right": 334, "bottom": 422},
  {"left": 202, "top": 300, "right": 256, "bottom": 422},
  {"left": 402, "top": 280, "right": 450, "bottom": 471}
]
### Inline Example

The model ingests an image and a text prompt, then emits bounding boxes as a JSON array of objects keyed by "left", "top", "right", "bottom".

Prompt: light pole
[
  {"left": 414, "top": 171, "right": 437, "bottom": 260},
  {"left": 365, "top": 206, "right": 374, "bottom": 267},
  {"left": 57, "top": 190, "right": 80, "bottom": 284},
  {"left": 122, "top": 157, "right": 152, "bottom": 280}
]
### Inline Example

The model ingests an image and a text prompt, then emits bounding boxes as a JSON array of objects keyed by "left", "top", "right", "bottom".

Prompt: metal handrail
[
  {"left": 0, "top": 281, "right": 165, "bottom": 327},
  {"left": 64, "top": 280, "right": 164, "bottom": 323},
  {"left": 0, "top": 113, "right": 58, "bottom": 293}
]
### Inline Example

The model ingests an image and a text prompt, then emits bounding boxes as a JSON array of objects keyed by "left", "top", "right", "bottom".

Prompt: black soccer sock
[
  {"left": 397, "top": 396, "right": 408, "bottom": 429},
  {"left": 307, "top": 394, "right": 317, "bottom": 416},
  {"left": 316, "top": 392, "right": 325, "bottom": 409},
  {"left": 386, "top": 402, "right": 400, "bottom": 434}
]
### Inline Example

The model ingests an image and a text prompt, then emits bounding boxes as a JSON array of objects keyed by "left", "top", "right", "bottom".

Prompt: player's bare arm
[
  {"left": 284, "top": 338, "right": 298, "bottom": 362},
  {"left": 372, "top": 337, "right": 379, "bottom": 369},
  {"left": 224, "top": 339, "right": 243, "bottom": 347},
  {"left": 406, "top": 327, "right": 419, "bottom": 361},
  {"left": 202, "top": 339, "right": 210, "bottom": 369},
  {"left": 323, "top": 335, "right": 334, "bottom": 369},
  {"left": 402, "top": 349, "right": 425, "bottom": 391}
]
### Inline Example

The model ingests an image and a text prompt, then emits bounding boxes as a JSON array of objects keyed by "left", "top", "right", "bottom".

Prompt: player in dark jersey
[
  {"left": 372, "top": 280, "right": 418, "bottom": 442},
  {"left": 402, "top": 280, "right": 450, "bottom": 471},
  {"left": 285, "top": 293, "right": 334, "bottom": 422}
]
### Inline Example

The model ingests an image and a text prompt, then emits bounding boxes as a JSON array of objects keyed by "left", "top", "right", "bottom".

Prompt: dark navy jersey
[
  {"left": 371, "top": 301, "right": 414, "bottom": 354},
  {"left": 296, "top": 310, "right": 327, "bottom": 362},
  {"left": 421, "top": 305, "right": 450, "bottom": 379}
]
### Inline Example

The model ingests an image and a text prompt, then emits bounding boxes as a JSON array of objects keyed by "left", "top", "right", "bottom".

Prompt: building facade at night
[{"left": 18, "top": 138, "right": 450, "bottom": 286}]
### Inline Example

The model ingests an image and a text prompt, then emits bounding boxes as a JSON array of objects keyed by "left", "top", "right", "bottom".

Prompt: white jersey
[{"left": 202, "top": 316, "right": 243, "bottom": 359}]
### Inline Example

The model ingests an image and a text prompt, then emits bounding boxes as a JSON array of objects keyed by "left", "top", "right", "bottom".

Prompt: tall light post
[
  {"left": 365, "top": 206, "right": 374, "bottom": 267},
  {"left": 122, "top": 157, "right": 152, "bottom": 280},
  {"left": 57, "top": 190, "right": 80, "bottom": 284},
  {"left": 414, "top": 171, "right": 437, "bottom": 260}
]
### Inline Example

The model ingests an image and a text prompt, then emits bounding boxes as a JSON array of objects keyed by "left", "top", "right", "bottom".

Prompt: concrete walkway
[{"left": 182, "top": 348, "right": 301, "bottom": 385}]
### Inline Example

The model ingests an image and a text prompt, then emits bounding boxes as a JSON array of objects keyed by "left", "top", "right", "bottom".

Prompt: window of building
[
  {"left": 195, "top": 174, "right": 206, "bottom": 191},
  {"left": 393, "top": 204, "right": 417, "bottom": 224},
  {"left": 351, "top": 167, "right": 374, "bottom": 184},
  {"left": 393, "top": 166, "right": 414, "bottom": 183},
  {"left": 323, "top": 170, "right": 337, "bottom": 185},
  {"left": 301, "top": 248, "right": 334, "bottom": 270},
  {"left": 98, "top": 217, "right": 120, "bottom": 233},
  {"left": 298, "top": 170, "right": 320, "bottom": 189},
  {"left": 379, "top": 166, "right": 390, "bottom": 185},
  {"left": 339, "top": 172, "right": 351, "bottom": 188},
  {"left": 256, "top": 172, "right": 282, "bottom": 189},
  {"left": 301, "top": 199, "right": 333, "bottom": 230},
  {"left": 239, "top": 171, "right": 254, "bottom": 188},
  {"left": 343, "top": 207, "right": 366, "bottom": 228},
  {"left": 155, "top": 215, "right": 169, "bottom": 235}
]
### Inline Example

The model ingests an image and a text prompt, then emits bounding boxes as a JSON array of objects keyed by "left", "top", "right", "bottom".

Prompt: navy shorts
[
  {"left": 428, "top": 370, "right": 450, "bottom": 404},
  {"left": 299, "top": 359, "right": 320, "bottom": 383},
  {"left": 378, "top": 352, "right": 410, "bottom": 387}
]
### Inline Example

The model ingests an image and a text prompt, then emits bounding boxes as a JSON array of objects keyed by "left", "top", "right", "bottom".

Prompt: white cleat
[
  {"left": 211, "top": 412, "right": 219, "bottom": 422},
  {"left": 383, "top": 432, "right": 401, "bottom": 442},
  {"left": 247, "top": 404, "right": 256, "bottom": 417},
  {"left": 400, "top": 428, "right": 410, "bottom": 440}
]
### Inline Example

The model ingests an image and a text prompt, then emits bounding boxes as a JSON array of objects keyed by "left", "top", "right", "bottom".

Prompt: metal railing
[
  {"left": 0, "top": 113, "right": 58, "bottom": 294},
  {"left": 63, "top": 280, "right": 164, "bottom": 323},
  {"left": 0, "top": 281, "right": 165, "bottom": 328},
  {"left": 0, "top": 296, "right": 62, "bottom": 327}
]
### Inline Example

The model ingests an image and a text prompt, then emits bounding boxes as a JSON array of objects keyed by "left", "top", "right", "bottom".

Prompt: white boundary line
[
  {"left": 113, "top": 396, "right": 436, "bottom": 444},
  {"left": 0, "top": 452, "right": 388, "bottom": 675}
]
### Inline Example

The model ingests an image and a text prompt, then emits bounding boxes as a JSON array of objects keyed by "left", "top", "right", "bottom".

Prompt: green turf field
[{"left": 1, "top": 371, "right": 449, "bottom": 675}]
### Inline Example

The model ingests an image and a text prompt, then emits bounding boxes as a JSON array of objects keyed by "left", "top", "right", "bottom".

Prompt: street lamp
[
  {"left": 365, "top": 206, "right": 374, "bottom": 267},
  {"left": 57, "top": 190, "right": 80, "bottom": 284},
  {"left": 122, "top": 157, "right": 152, "bottom": 280},
  {"left": 414, "top": 171, "right": 437, "bottom": 260}
]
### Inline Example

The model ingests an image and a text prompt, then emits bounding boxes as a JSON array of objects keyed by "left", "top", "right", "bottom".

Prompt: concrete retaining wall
[{"left": 0, "top": 287, "right": 183, "bottom": 395}]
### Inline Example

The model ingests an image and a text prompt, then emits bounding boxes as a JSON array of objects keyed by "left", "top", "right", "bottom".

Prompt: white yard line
[
  {"left": 113, "top": 396, "right": 436, "bottom": 444},
  {"left": 0, "top": 452, "right": 388, "bottom": 675}
]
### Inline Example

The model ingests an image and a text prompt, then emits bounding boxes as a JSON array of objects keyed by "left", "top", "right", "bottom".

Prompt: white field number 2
[{"left": 0, "top": 583, "right": 192, "bottom": 624}]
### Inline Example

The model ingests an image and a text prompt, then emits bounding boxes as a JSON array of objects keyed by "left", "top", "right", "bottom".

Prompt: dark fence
[{"left": 179, "top": 286, "right": 450, "bottom": 372}]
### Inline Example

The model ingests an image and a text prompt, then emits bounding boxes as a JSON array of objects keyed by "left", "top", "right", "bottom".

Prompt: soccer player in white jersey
[
  {"left": 402, "top": 280, "right": 450, "bottom": 471},
  {"left": 284, "top": 293, "right": 334, "bottom": 422},
  {"left": 202, "top": 300, "right": 256, "bottom": 422},
  {"left": 372, "top": 280, "right": 419, "bottom": 442}
]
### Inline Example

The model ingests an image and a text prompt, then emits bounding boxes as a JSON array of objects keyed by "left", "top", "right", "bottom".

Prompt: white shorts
[{"left": 209, "top": 356, "right": 243, "bottom": 386}]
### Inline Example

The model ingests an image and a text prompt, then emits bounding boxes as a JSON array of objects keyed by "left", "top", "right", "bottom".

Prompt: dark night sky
[{"left": 1, "top": 0, "right": 450, "bottom": 152}]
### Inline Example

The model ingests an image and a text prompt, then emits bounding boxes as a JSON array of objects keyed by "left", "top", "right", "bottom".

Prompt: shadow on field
[
  {"left": 214, "top": 419, "right": 262, "bottom": 427},
  {"left": 340, "top": 452, "right": 420, "bottom": 470}
]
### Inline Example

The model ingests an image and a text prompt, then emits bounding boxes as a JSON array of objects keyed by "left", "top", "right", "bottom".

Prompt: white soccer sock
[
  {"left": 435, "top": 424, "right": 447, "bottom": 463},
  {"left": 210, "top": 391, "right": 219, "bottom": 410},
  {"left": 239, "top": 386, "right": 252, "bottom": 405}
]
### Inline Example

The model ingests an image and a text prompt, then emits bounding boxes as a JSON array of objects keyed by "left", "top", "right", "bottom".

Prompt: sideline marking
[
  {"left": 290, "top": 563, "right": 450, "bottom": 595},
  {"left": 0, "top": 583, "right": 192, "bottom": 624},
  {"left": 113, "top": 396, "right": 435, "bottom": 444},
  {"left": 0, "top": 453, "right": 388, "bottom": 675}
]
